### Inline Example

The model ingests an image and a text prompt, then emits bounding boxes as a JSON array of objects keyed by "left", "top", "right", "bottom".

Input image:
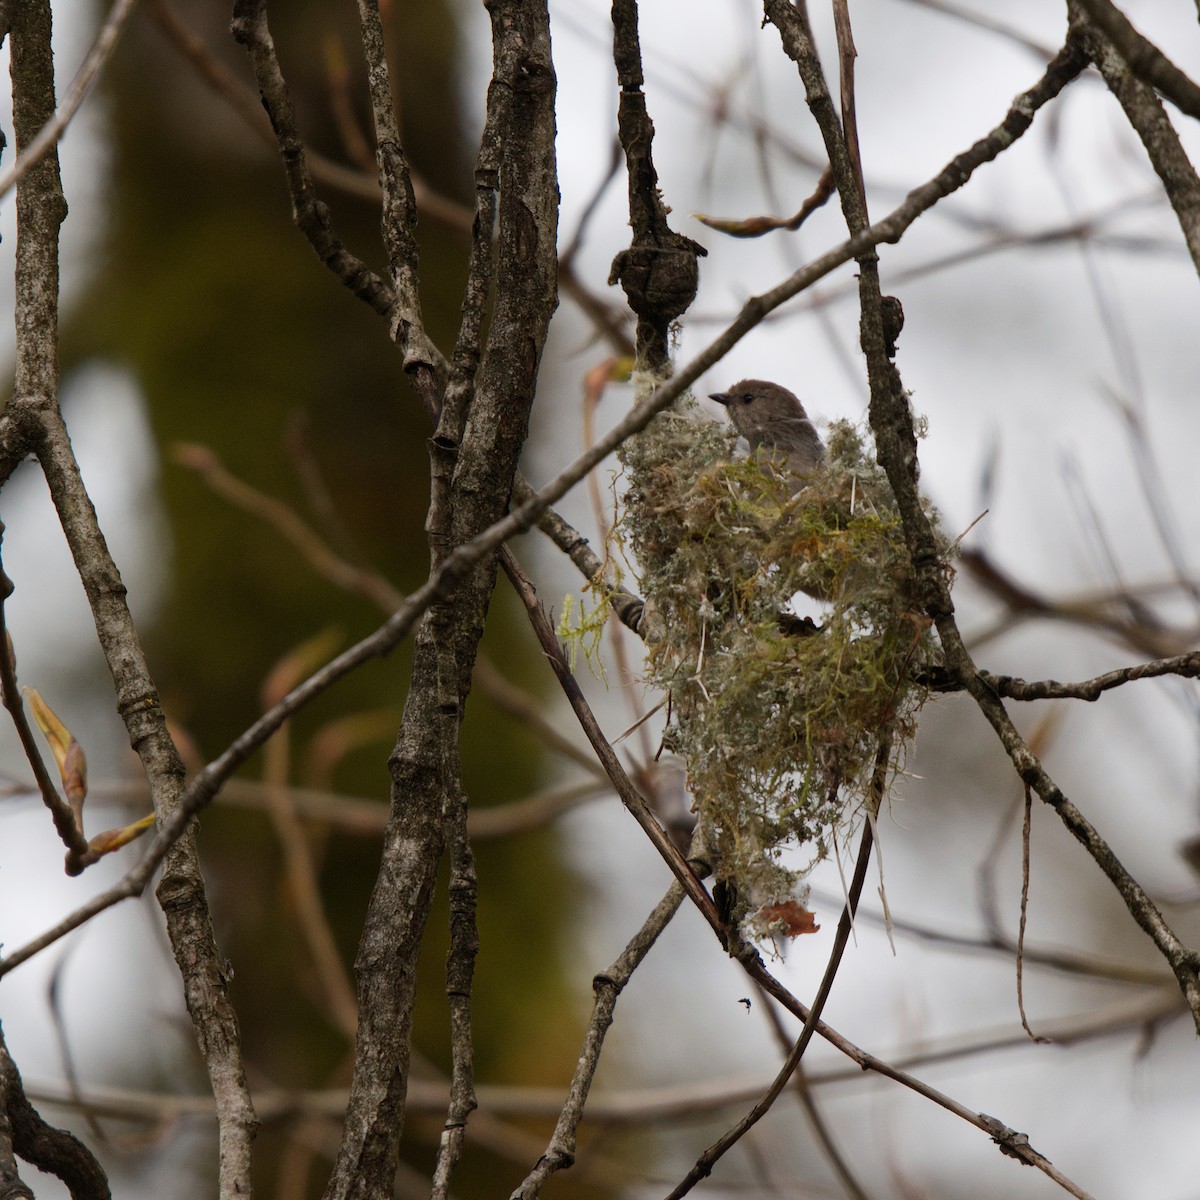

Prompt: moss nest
[{"left": 615, "top": 394, "right": 950, "bottom": 935}]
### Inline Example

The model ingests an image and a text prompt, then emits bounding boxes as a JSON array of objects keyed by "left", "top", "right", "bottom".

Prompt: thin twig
[
  {"left": 261, "top": 697, "right": 359, "bottom": 1041},
  {"left": 501, "top": 547, "right": 719, "bottom": 929},
  {"left": 1016, "top": 784, "right": 1050, "bottom": 1043},
  {"left": 230, "top": 0, "right": 398, "bottom": 322},
  {"left": 754, "top": 984, "right": 876, "bottom": 1200},
  {"left": 832, "top": 0, "right": 866, "bottom": 214},
  {"left": 897, "top": 0, "right": 1059, "bottom": 59},
  {"left": 0, "top": 534, "right": 91, "bottom": 867},
  {"left": 560, "top": 137, "right": 624, "bottom": 267},
  {"left": 510, "top": 864, "right": 691, "bottom": 1197},
  {"left": 46, "top": 939, "right": 107, "bottom": 1145},
  {"left": 693, "top": 165, "right": 834, "bottom": 237},
  {"left": 173, "top": 443, "right": 403, "bottom": 613},
  {"left": 82, "top": 775, "right": 609, "bottom": 840},
  {"left": 0, "top": 0, "right": 139, "bottom": 201},
  {"left": 667, "top": 736, "right": 889, "bottom": 1198},
  {"left": 148, "top": 0, "right": 395, "bottom": 208},
  {"left": 961, "top": 547, "right": 1195, "bottom": 660},
  {"left": 353, "top": 0, "right": 439, "bottom": 388},
  {"left": 981, "top": 652, "right": 1200, "bottom": 701},
  {"left": 174, "top": 440, "right": 605, "bottom": 778},
  {"left": 26, "top": 986, "right": 1182, "bottom": 1128},
  {"left": 812, "top": 889, "right": 1171, "bottom": 988}
]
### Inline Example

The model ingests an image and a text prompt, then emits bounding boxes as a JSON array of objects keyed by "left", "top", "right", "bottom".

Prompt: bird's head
[{"left": 709, "top": 379, "right": 824, "bottom": 471}]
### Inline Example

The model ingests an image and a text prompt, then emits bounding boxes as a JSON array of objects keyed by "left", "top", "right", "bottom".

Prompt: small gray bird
[{"left": 709, "top": 379, "right": 825, "bottom": 484}]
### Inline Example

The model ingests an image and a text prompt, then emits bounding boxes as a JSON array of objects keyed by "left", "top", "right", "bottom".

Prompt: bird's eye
[{"left": 740, "top": 393, "right": 753, "bottom": 404}]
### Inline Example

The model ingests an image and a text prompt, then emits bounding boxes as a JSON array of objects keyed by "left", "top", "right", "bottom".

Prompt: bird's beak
[{"left": 709, "top": 391, "right": 731, "bottom": 407}]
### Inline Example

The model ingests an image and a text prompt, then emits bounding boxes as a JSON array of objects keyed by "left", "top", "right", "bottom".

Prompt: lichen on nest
[{"left": 613, "top": 391, "right": 949, "bottom": 936}]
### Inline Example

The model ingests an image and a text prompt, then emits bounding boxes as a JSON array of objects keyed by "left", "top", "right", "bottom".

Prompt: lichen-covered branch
[{"left": 981, "top": 652, "right": 1200, "bottom": 701}]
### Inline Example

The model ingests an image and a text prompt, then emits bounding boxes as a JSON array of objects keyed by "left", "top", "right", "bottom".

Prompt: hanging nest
[{"left": 615, "top": 394, "right": 951, "bottom": 936}]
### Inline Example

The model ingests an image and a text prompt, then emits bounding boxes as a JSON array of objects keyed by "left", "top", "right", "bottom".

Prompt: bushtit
[{"left": 709, "top": 379, "right": 825, "bottom": 483}]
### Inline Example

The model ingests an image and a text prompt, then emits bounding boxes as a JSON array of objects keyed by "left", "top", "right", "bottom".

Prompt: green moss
[
  {"left": 615, "top": 394, "right": 950, "bottom": 934},
  {"left": 556, "top": 591, "right": 610, "bottom": 679}
]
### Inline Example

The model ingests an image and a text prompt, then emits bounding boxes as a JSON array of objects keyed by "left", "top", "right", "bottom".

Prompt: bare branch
[
  {"left": 354, "top": 0, "right": 440, "bottom": 385},
  {"left": 259, "top": 683, "right": 359, "bottom": 1041}
]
